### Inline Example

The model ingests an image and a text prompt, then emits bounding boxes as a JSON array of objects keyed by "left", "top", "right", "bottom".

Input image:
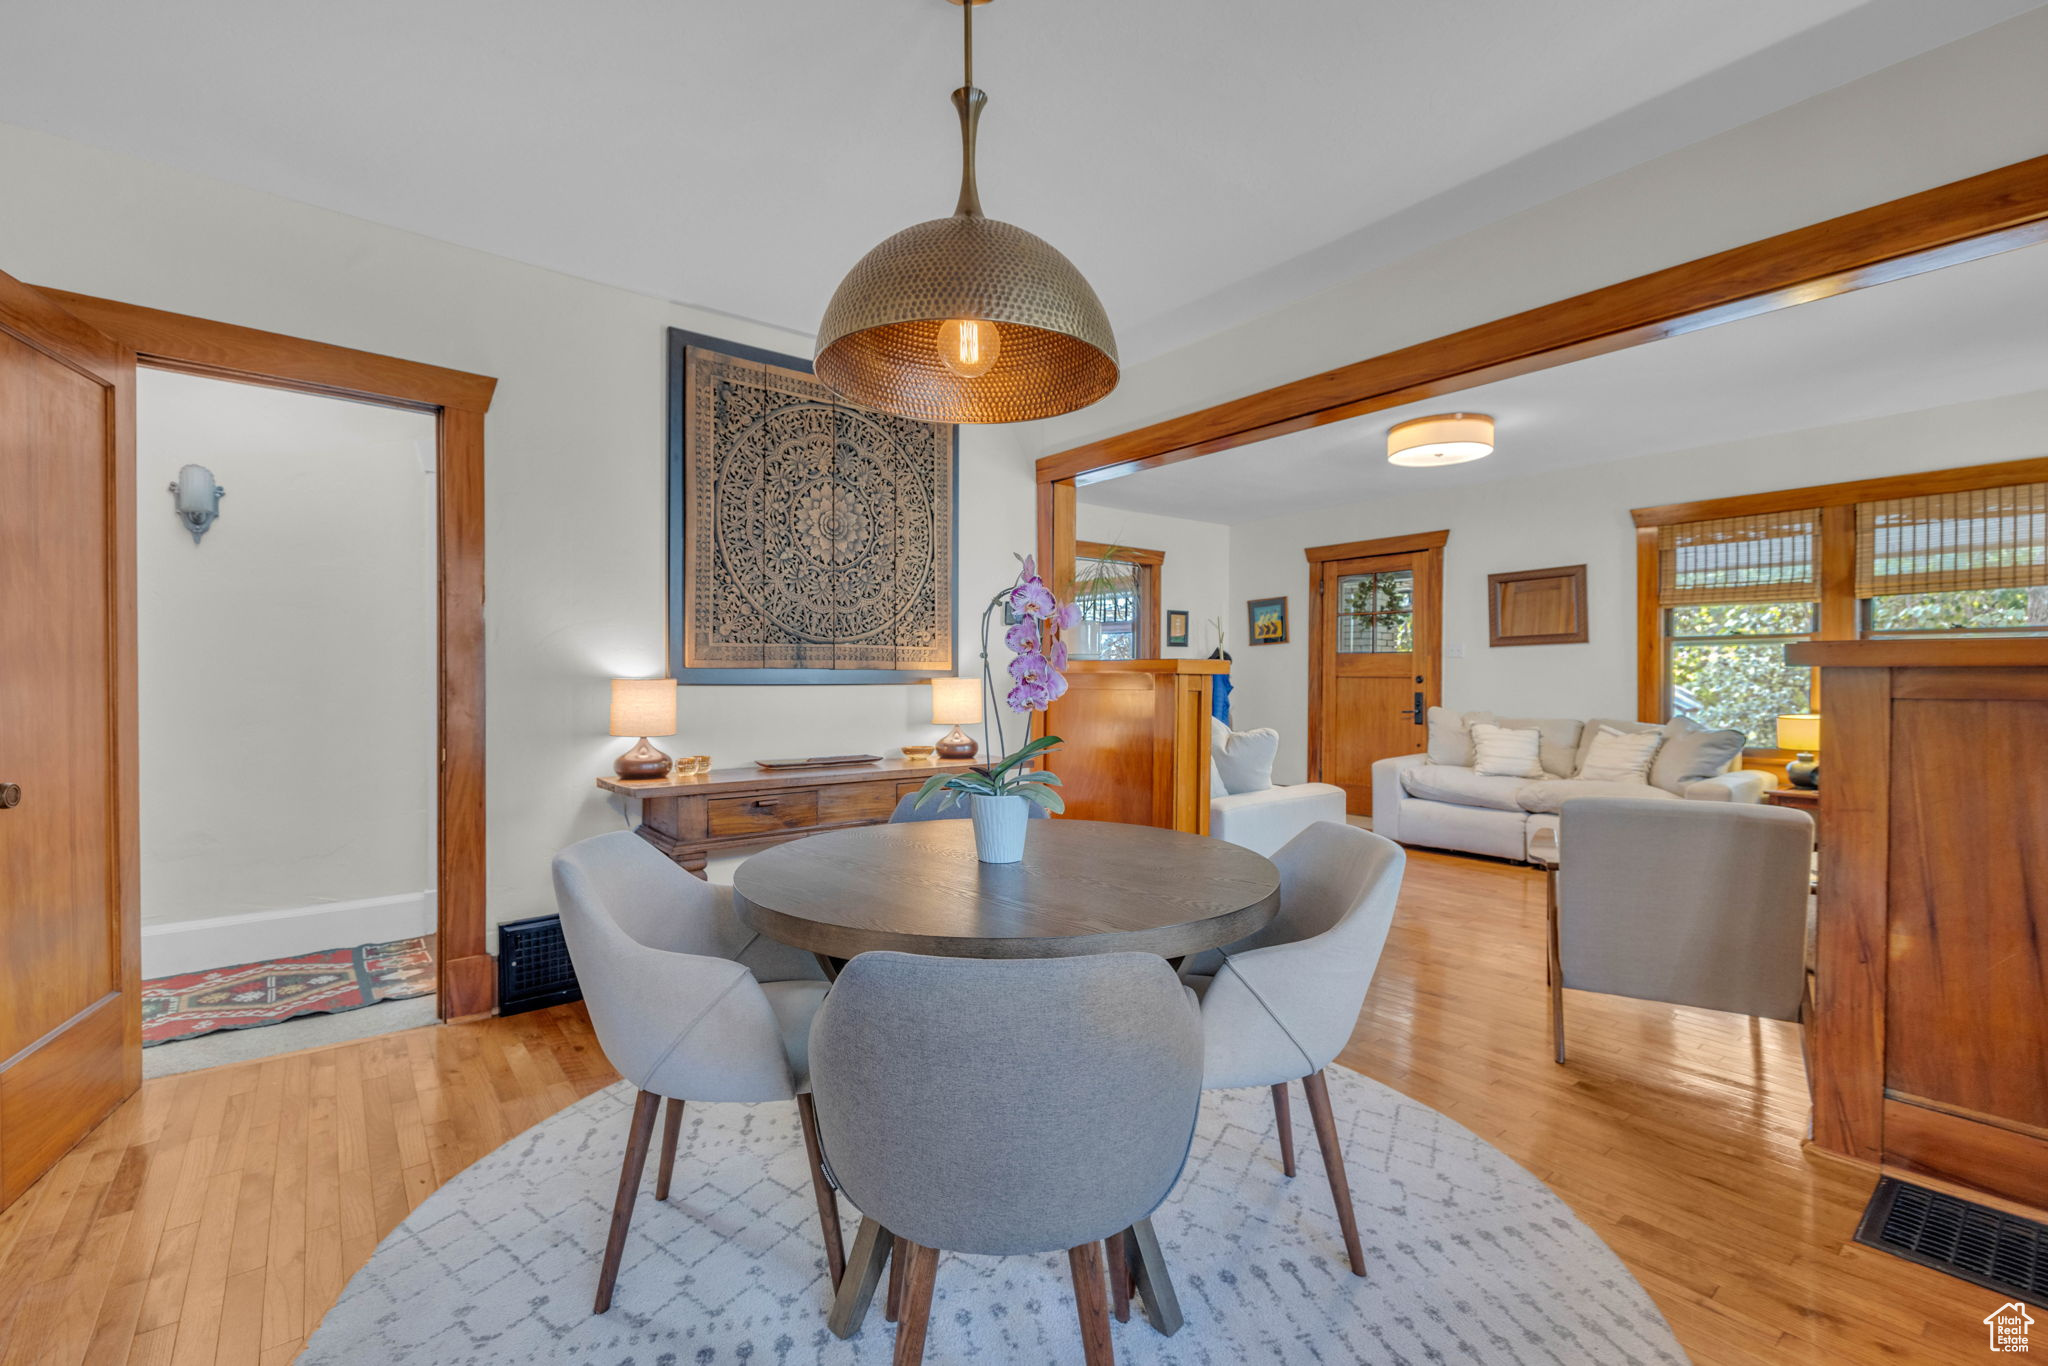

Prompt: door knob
[{"left": 0, "top": 783, "right": 19, "bottom": 809}]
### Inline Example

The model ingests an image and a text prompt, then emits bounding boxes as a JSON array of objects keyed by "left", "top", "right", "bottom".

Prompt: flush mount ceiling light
[
  {"left": 1387, "top": 413, "right": 1495, "bottom": 467},
  {"left": 814, "top": 0, "right": 1118, "bottom": 424}
]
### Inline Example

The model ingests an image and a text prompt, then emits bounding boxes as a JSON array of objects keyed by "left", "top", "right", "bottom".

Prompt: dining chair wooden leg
[
  {"left": 1107, "top": 1236, "right": 1130, "bottom": 1322},
  {"left": 1301, "top": 1069, "right": 1368, "bottom": 1278},
  {"left": 1067, "top": 1241, "right": 1115, "bottom": 1366},
  {"left": 794, "top": 1094, "right": 846, "bottom": 1287},
  {"left": 594, "top": 1089, "right": 661, "bottom": 1314},
  {"left": 654, "top": 1097, "right": 685, "bottom": 1201},
  {"left": 892, "top": 1240, "right": 940, "bottom": 1366},
  {"left": 885, "top": 1236, "right": 904, "bottom": 1322},
  {"left": 1270, "top": 1081, "right": 1297, "bottom": 1177},
  {"left": 828, "top": 1217, "right": 895, "bottom": 1339},
  {"left": 1125, "top": 1217, "right": 1183, "bottom": 1336},
  {"left": 1547, "top": 867, "right": 1567, "bottom": 1064}
]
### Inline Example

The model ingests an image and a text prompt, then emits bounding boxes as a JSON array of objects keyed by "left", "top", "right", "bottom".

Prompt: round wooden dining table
[{"left": 731, "top": 819, "right": 1280, "bottom": 974}]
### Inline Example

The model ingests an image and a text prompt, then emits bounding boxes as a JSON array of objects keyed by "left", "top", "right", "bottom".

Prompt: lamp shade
[
  {"left": 930, "top": 675, "right": 983, "bottom": 726},
  {"left": 1387, "top": 413, "right": 1494, "bottom": 467},
  {"left": 815, "top": 215, "right": 1119, "bottom": 425},
  {"left": 1776, "top": 713, "right": 1821, "bottom": 752},
  {"left": 610, "top": 679, "right": 677, "bottom": 738}
]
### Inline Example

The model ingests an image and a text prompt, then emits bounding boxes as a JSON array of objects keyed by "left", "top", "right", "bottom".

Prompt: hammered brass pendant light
[{"left": 814, "top": 0, "right": 1118, "bottom": 424}]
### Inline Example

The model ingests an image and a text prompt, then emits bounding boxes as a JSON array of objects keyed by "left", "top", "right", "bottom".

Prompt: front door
[
  {"left": 0, "top": 270, "right": 137, "bottom": 1210},
  {"left": 1312, "top": 549, "right": 1438, "bottom": 816}
]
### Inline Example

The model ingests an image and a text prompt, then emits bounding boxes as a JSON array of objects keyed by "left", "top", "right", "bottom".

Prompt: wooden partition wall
[
  {"left": 1044, "top": 660, "right": 1223, "bottom": 833},
  {"left": 1791, "top": 638, "right": 2048, "bottom": 1209}
]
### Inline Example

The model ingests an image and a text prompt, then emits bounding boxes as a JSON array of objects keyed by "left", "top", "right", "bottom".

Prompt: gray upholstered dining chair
[
  {"left": 1549, "top": 798, "right": 1813, "bottom": 1065},
  {"left": 1181, "top": 820, "right": 1405, "bottom": 1279},
  {"left": 552, "top": 831, "right": 841, "bottom": 1314},
  {"left": 887, "top": 791, "right": 1048, "bottom": 823},
  {"left": 810, "top": 951, "right": 1203, "bottom": 1365}
]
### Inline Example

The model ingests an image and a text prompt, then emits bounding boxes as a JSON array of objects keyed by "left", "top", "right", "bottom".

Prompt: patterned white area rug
[{"left": 302, "top": 1066, "right": 1687, "bottom": 1364}]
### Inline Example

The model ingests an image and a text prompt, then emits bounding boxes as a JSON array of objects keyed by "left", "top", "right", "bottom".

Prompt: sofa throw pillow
[
  {"left": 1572, "top": 717, "right": 1663, "bottom": 777},
  {"left": 1478, "top": 713, "right": 1583, "bottom": 777},
  {"left": 1576, "top": 724, "right": 1664, "bottom": 782},
  {"left": 1469, "top": 722, "right": 1546, "bottom": 779},
  {"left": 1651, "top": 715, "right": 1748, "bottom": 793},
  {"left": 1211, "top": 759, "right": 1227, "bottom": 799},
  {"left": 1210, "top": 717, "right": 1279, "bottom": 795},
  {"left": 1426, "top": 706, "right": 1472, "bottom": 766}
]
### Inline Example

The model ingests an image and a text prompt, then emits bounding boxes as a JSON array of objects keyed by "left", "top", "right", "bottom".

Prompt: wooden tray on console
[{"left": 751, "top": 754, "right": 885, "bottom": 770}]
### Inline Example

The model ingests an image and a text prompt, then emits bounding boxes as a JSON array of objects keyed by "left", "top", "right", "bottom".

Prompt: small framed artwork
[
  {"left": 1165, "top": 609, "right": 1189, "bottom": 647},
  {"left": 1247, "top": 596, "right": 1289, "bottom": 645},
  {"left": 1487, "top": 563, "right": 1588, "bottom": 646}
]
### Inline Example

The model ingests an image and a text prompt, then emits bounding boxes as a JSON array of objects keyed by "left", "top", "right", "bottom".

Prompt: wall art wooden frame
[
  {"left": 1488, "top": 563, "right": 1588, "bottom": 647},
  {"left": 41, "top": 289, "right": 500, "bottom": 1020},
  {"left": 667, "top": 328, "right": 958, "bottom": 684}
]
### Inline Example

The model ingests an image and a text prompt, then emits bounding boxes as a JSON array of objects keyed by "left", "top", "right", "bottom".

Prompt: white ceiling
[
  {"left": 0, "top": 0, "right": 2034, "bottom": 360},
  {"left": 1077, "top": 241, "right": 2048, "bottom": 525}
]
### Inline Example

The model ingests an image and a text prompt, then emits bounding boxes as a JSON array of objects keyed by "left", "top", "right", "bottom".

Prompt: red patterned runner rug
[{"left": 141, "top": 937, "right": 436, "bottom": 1046}]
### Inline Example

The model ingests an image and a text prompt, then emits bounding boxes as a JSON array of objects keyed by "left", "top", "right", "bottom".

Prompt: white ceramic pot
[{"left": 969, "top": 793, "right": 1030, "bottom": 864}]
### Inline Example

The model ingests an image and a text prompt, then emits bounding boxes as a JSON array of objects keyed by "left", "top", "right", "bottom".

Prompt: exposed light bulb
[{"left": 936, "top": 318, "right": 1001, "bottom": 379}]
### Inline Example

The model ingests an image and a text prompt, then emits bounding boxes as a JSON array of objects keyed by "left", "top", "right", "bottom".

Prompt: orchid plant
[{"left": 912, "top": 554, "right": 1076, "bottom": 815}]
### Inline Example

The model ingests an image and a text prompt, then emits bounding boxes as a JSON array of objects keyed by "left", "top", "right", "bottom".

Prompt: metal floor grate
[
  {"left": 497, "top": 914, "right": 583, "bottom": 1016},
  {"left": 1856, "top": 1177, "right": 2048, "bottom": 1309}
]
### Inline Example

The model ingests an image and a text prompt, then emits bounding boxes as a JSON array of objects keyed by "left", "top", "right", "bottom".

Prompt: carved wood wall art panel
[{"left": 667, "top": 329, "right": 957, "bottom": 684}]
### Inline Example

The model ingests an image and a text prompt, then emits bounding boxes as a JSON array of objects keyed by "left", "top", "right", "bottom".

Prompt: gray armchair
[
  {"left": 1182, "top": 821, "right": 1405, "bottom": 1278},
  {"left": 552, "top": 831, "right": 840, "bottom": 1313},
  {"left": 1549, "top": 798, "right": 1813, "bottom": 1064},
  {"left": 810, "top": 951, "right": 1203, "bottom": 1364}
]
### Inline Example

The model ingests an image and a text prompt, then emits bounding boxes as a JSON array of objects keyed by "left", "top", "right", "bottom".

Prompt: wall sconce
[{"left": 168, "top": 464, "right": 226, "bottom": 543}]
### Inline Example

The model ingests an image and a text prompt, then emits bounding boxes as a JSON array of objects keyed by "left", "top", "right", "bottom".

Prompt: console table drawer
[
  {"left": 817, "top": 782, "right": 900, "bottom": 826},
  {"left": 707, "top": 791, "right": 819, "bottom": 837}
]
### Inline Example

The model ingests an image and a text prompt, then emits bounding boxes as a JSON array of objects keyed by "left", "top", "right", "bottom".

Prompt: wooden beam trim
[
  {"left": 35, "top": 289, "right": 499, "bottom": 413},
  {"left": 1630, "top": 454, "right": 2048, "bottom": 528},
  {"left": 1303, "top": 529, "right": 1450, "bottom": 563},
  {"left": 1039, "top": 155, "right": 2048, "bottom": 486},
  {"left": 1074, "top": 540, "right": 1166, "bottom": 566}
]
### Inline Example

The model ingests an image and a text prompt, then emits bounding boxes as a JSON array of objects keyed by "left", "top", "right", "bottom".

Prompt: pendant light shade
[{"left": 814, "top": 0, "right": 1118, "bottom": 424}]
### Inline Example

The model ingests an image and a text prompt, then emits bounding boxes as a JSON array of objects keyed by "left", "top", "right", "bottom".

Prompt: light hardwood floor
[{"left": 0, "top": 849, "right": 2003, "bottom": 1363}]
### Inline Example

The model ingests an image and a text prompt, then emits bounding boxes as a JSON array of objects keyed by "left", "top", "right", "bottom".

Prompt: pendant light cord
[
  {"left": 963, "top": 0, "right": 973, "bottom": 89},
  {"left": 951, "top": 0, "right": 986, "bottom": 217}
]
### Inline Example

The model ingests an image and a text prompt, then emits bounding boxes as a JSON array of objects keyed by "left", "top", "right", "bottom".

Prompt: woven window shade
[
  {"left": 1658, "top": 511, "right": 1820, "bottom": 606},
  {"left": 1855, "top": 484, "right": 2048, "bottom": 597}
]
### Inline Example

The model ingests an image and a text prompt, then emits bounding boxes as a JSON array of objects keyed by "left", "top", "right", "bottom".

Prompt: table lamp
[
  {"left": 930, "top": 676, "right": 982, "bottom": 760},
  {"left": 1776, "top": 713, "right": 1820, "bottom": 789},
  {"left": 611, "top": 678, "right": 678, "bottom": 779}
]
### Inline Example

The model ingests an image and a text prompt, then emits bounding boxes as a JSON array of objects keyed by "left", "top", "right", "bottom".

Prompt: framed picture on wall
[
  {"left": 1247, "top": 596, "right": 1289, "bottom": 645},
  {"left": 1165, "top": 609, "right": 1189, "bottom": 647}
]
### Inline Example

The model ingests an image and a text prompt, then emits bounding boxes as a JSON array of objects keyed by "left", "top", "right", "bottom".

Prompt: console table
[{"left": 596, "top": 757, "right": 978, "bottom": 875}]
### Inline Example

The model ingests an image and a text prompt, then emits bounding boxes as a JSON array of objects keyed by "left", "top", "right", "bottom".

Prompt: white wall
[
  {"left": 1074, "top": 504, "right": 1231, "bottom": 660},
  {"left": 1223, "top": 388, "right": 2048, "bottom": 783},
  {"left": 0, "top": 121, "right": 1039, "bottom": 941}
]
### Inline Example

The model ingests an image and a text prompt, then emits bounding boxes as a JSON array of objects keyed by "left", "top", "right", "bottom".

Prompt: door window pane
[{"left": 1337, "top": 571, "right": 1413, "bottom": 653}]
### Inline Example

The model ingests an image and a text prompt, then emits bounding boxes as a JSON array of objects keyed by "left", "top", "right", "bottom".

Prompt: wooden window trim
[
  {"left": 43, "top": 289, "right": 501, "bottom": 1020},
  {"left": 1075, "top": 539, "right": 1163, "bottom": 657},
  {"left": 1633, "top": 455, "right": 2048, "bottom": 724}
]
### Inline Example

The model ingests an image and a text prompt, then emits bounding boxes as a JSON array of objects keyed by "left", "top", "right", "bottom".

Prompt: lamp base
[
  {"left": 934, "top": 725, "right": 979, "bottom": 761},
  {"left": 614, "top": 737, "right": 674, "bottom": 780},
  {"left": 1785, "top": 754, "right": 1820, "bottom": 789}
]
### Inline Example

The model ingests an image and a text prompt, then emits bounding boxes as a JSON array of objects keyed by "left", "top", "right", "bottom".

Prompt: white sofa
[
  {"left": 1208, "top": 717, "right": 1347, "bottom": 857},
  {"left": 1371, "top": 709, "right": 1772, "bottom": 862}
]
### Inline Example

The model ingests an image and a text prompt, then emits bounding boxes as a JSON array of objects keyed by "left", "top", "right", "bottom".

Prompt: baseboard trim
[{"left": 141, "top": 890, "right": 437, "bottom": 978}]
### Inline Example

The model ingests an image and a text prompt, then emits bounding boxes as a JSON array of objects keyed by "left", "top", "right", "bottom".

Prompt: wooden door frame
[
  {"left": 1033, "top": 154, "right": 2048, "bottom": 594},
  {"left": 40, "top": 290, "right": 501, "bottom": 1020},
  {"left": 1303, "top": 532, "right": 1447, "bottom": 787}
]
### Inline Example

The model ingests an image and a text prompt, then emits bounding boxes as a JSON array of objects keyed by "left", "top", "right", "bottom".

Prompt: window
[
  {"left": 1335, "top": 570, "right": 1413, "bottom": 652},
  {"left": 1636, "top": 464, "right": 2048, "bottom": 739},
  {"left": 1857, "top": 484, "right": 2048, "bottom": 636},
  {"left": 1667, "top": 602, "right": 1816, "bottom": 741},
  {"left": 1072, "top": 541, "right": 1162, "bottom": 659}
]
